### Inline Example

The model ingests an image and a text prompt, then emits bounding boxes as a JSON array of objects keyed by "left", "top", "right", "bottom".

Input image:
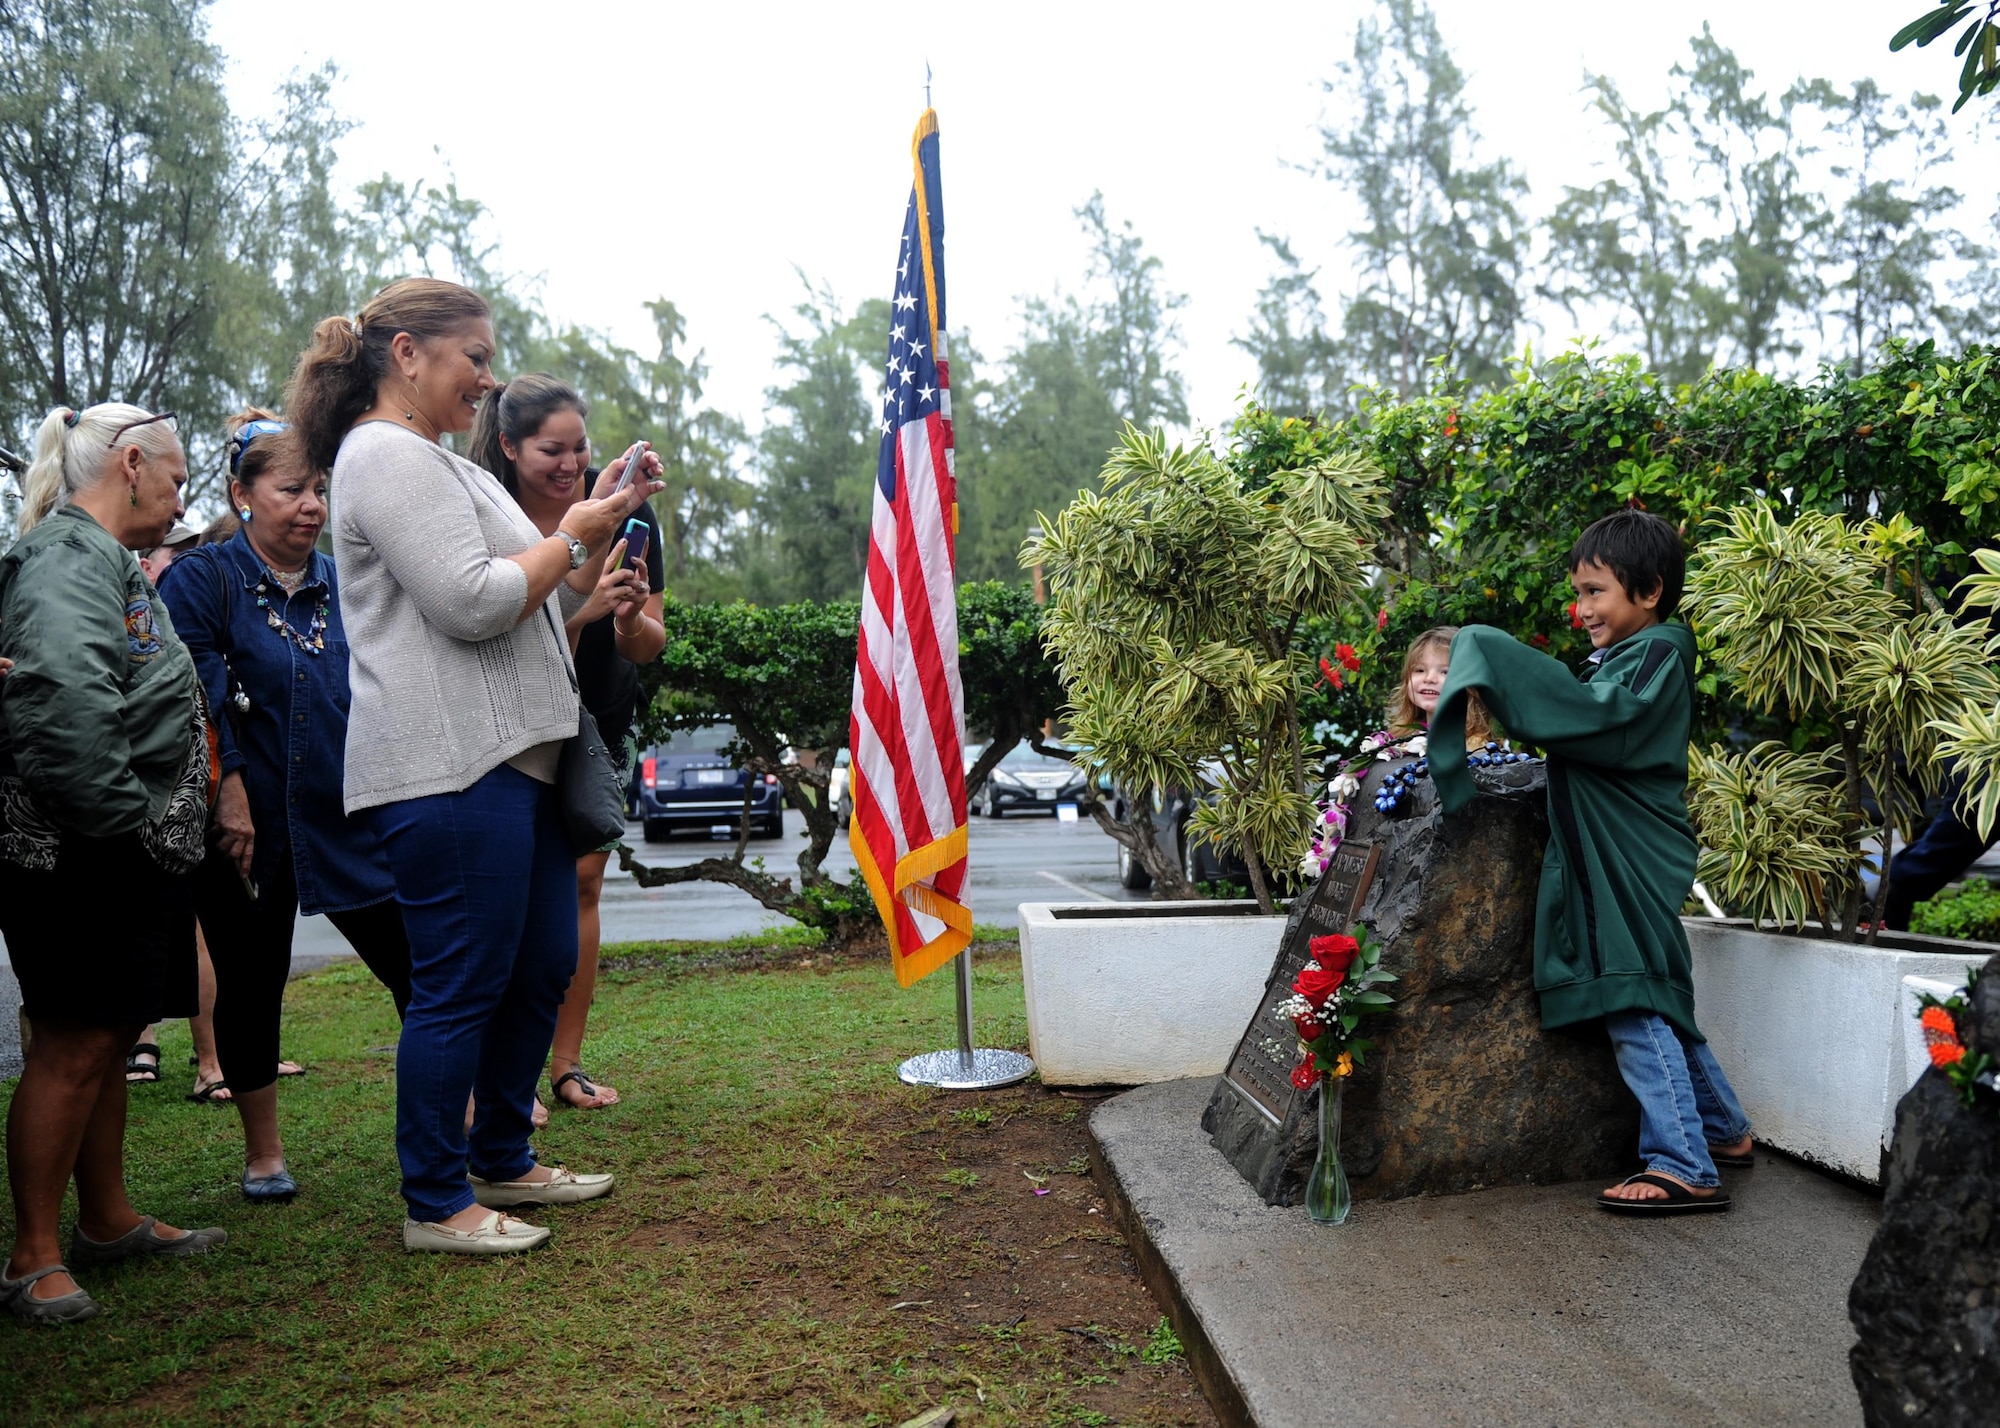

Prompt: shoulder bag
[{"left": 543, "top": 605, "right": 628, "bottom": 855}]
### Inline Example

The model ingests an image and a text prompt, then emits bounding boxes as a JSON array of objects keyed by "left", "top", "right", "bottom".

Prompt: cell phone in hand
[
  {"left": 612, "top": 440, "right": 650, "bottom": 494},
  {"left": 615, "top": 516, "right": 651, "bottom": 573}
]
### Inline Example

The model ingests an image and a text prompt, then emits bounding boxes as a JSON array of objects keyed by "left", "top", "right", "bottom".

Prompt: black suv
[{"left": 636, "top": 723, "right": 784, "bottom": 842}]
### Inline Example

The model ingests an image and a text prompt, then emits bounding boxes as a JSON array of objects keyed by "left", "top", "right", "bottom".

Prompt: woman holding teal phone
[{"left": 468, "top": 374, "right": 665, "bottom": 1111}]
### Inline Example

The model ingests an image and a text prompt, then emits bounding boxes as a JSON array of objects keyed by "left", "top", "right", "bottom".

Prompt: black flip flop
[
  {"left": 1709, "top": 1144, "right": 1756, "bottom": 1169},
  {"left": 125, "top": 1043, "right": 163, "bottom": 1084},
  {"left": 550, "top": 1068, "right": 612, "bottom": 1109},
  {"left": 187, "top": 1078, "right": 231, "bottom": 1105},
  {"left": 1596, "top": 1171, "right": 1731, "bottom": 1215}
]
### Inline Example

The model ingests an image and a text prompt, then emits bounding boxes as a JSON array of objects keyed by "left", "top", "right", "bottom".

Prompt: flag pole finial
[{"left": 924, "top": 59, "right": 932, "bottom": 108}]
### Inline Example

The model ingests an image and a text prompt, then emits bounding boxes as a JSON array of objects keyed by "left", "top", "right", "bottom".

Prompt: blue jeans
[
  {"left": 1604, "top": 1011, "right": 1751, "bottom": 1190},
  {"left": 370, "top": 765, "right": 579, "bottom": 1222}
]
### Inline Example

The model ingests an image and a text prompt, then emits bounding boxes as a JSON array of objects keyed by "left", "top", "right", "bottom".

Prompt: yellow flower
[{"left": 1334, "top": 1052, "right": 1354, "bottom": 1077}]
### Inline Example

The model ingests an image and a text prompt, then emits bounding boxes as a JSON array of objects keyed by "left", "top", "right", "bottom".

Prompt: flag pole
[{"left": 897, "top": 948, "right": 1033, "bottom": 1090}]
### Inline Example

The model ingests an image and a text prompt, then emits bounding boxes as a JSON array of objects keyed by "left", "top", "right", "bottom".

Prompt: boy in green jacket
[{"left": 1431, "top": 509, "right": 1752, "bottom": 1215}]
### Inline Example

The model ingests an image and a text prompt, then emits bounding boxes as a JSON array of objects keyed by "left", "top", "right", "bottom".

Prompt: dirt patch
[{"left": 632, "top": 1082, "right": 1217, "bottom": 1426}]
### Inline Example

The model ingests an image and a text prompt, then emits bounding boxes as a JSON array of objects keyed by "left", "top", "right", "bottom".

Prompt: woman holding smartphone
[
  {"left": 283, "top": 281, "right": 660, "bottom": 1256},
  {"left": 469, "top": 374, "right": 665, "bottom": 1111}
]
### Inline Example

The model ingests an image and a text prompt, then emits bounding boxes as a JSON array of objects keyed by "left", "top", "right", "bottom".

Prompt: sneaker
[
  {"left": 467, "top": 1165, "right": 615, "bottom": 1208},
  {"left": 70, "top": 1216, "right": 226, "bottom": 1268},
  {"left": 401, "top": 1211, "right": 550, "bottom": 1256},
  {"left": 0, "top": 1264, "right": 99, "bottom": 1324}
]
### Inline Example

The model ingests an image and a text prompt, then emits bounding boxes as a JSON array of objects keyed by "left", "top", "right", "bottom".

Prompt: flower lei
[
  {"left": 1273, "top": 928, "right": 1397, "bottom": 1087},
  {"left": 1302, "top": 733, "right": 1537, "bottom": 879},
  {"left": 1917, "top": 972, "right": 1999, "bottom": 1109},
  {"left": 1301, "top": 731, "right": 1422, "bottom": 878}
]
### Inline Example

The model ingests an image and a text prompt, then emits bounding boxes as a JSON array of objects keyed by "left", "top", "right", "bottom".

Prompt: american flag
[{"left": 848, "top": 109, "right": 972, "bottom": 987}]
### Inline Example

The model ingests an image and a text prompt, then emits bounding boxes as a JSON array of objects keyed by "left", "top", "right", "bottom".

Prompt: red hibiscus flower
[
  {"left": 1531, "top": 633, "right": 1550, "bottom": 648},
  {"left": 1335, "top": 643, "right": 1361, "bottom": 674},
  {"left": 1376, "top": 608, "right": 1390, "bottom": 631},
  {"left": 1319, "top": 656, "right": 1344, "bottom": 690},
  {"left": 1567, "top": 602, "right": 1585, "bottom": 630},
  {"left": 1308, "top": 933, "right": 1361, "bottom": 976},
  {"left": 1290, "top": 1051, "right": 1319, "bottom": 1089}
]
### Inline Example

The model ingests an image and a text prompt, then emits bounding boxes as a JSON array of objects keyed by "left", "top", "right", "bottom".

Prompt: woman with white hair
[{"left": 0, "top": 403, "right": 227, "bottom": 1324}]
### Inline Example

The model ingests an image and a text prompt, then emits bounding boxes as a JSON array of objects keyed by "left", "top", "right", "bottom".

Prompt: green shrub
[{"left": 1907, "top": 881, "right": 2000, "bottom": 943}]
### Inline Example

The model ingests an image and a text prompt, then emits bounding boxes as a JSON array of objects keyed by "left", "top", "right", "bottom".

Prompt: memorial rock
[
  {"left": 1203, "top": 757, "right": 1639, "bottom": 1205},
  {"left": 1849, "top": 951, "right": 2000, "bottom": 1427}
]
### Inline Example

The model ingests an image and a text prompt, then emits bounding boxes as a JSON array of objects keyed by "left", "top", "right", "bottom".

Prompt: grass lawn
[{"left": 0, "top": 930, "right": 1213, "bottom": 1427}]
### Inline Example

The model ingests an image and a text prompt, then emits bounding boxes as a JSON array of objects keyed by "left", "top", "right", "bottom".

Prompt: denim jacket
[{"left": 157, "top": 531, "right": 394, "bottom": 914}]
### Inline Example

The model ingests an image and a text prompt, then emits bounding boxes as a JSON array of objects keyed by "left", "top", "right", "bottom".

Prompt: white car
[{"left": 830, "top": 748, "right": 852, "bottom": 827}]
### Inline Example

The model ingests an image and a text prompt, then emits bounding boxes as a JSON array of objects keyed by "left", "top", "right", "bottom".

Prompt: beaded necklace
[{"left": 254, "top": 562, "right": 327, "bottom": 655}]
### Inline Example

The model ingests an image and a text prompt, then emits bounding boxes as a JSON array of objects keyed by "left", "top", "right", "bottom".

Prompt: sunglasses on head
[
  {"left": 107, "top": 410, "right": 177, "bottom": 444},
  {"left": 228, "top": 419, "right": 287, "bottom": 477}
]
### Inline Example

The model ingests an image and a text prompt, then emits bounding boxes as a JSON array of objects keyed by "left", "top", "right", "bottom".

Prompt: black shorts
[{"left": 0, "top": 832, "right": 198, "bottom": 1028}]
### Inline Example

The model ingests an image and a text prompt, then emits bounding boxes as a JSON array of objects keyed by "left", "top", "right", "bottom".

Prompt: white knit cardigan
[{"left": 330, "top": 420, "right": 582, "bottom": 814}]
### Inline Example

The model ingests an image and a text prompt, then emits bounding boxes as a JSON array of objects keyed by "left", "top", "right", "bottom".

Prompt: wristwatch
[{"left": 555, "top": 529, "right": 588, "bottom": 569}]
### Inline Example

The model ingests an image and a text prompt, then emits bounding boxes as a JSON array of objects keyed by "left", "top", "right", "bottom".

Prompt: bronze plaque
[{"left": 1218, "top": 841, "right": 1381, "bottom": 1124}]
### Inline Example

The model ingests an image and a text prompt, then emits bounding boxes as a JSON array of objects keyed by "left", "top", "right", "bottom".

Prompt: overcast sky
[{"left": 208, "top": 0, "right": 1988, "bottom": 434}]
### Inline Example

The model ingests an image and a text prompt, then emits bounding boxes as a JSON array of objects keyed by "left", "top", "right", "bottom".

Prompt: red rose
[
  {"left": 1294, "top": 960, "right": 1345, "bottom": 1007},
  {"left": 1290, "top": 1051, "right": 1319, "bottom": 1089},
  {"left": 1309, "top": 933, "right": 1360, "bottom": 976}
]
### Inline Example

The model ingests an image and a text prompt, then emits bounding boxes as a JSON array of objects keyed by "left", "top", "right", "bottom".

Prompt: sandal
[
  {"left": 551, "top": 1068, "right": 620, "bottom": 1110},
  {"left": 1596, "top": 1171, "right": 1731, "bottom": 1216},
  {"left": 277, "top": 1060, "right": 306, "bottom": 1078},
  {"left": 187, "top": 1077, "right": 231, "bottom": 1105},
  {"left": 125, "top": 1042, "right": 162, "bottom": 1085},
  {"left": 1709, "top": 1141, "right": 1756, "bottom": 1169}
]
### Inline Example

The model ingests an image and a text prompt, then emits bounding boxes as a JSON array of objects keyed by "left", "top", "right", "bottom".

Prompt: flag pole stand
[{"left": 897, "top": 949, "right": 1034, "bottom": 1090}]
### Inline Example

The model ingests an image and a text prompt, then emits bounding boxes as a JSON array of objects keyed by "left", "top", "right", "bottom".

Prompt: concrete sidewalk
[{"left": 1091, "top": 1078, "right": 1876, "bottom": 1428}]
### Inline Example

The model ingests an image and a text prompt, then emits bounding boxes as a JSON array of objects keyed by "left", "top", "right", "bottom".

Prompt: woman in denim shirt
[{"left": 158, "top": 411, "right": 412, "bottom": 1202}]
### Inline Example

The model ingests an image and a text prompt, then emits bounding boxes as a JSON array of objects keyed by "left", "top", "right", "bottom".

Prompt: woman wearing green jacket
[{"left": 0, "top": 404, "right": 226, "bottom": 1324}]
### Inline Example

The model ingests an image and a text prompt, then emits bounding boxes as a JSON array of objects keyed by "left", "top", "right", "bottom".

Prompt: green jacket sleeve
[
  {"left": 1432, "top": 624, "right": 1691, "bottom": 813},
  {"left": 0, "top": 540, "right": 153, "bottom": 834}
]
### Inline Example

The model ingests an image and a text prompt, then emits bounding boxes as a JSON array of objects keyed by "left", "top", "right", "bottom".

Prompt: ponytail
[
  {"left": 281, "top": 314, "right": 372, "bottom": 479},
  {"left": 19, "top": 403, "right": 182, "bottom": 534},
  {"left": 466, "top": 373, "right": 587, "bottom": 497},
  {"left": 281, "top": 277, "right": 490, "bottom": 477}
]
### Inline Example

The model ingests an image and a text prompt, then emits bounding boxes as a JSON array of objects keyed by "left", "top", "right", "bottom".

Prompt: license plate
[
  {"left": 1036, "top": 788, "right": 1057, "bottom": 801},
  {"left": 695, "top": 769, "right": 732, "bottom": 785}
]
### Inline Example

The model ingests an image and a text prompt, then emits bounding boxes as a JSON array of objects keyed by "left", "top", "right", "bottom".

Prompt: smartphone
[
  {"left": 615, "top": 516, "right": 651, "bottom": 573},
  {"left": 612, "top": 440, "right": 649, "bottom": 494}
]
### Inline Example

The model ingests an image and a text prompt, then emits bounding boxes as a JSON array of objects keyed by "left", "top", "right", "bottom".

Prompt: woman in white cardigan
[{"left": 283, "top": 278, "right": 659, "bottom": 1255}]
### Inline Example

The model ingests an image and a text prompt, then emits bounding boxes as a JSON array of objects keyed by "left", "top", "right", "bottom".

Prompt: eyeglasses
[
  {"left": 227, "top": 419, "right": 287, "bottom": 477},
  {"left": 107, "top": 410, "right": 178, "bottom": 444}
]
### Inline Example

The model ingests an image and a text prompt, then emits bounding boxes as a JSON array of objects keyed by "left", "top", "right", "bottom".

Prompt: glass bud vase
[{"left": 1306, "top": 1074, "right": 1352, "bottom": 1225}]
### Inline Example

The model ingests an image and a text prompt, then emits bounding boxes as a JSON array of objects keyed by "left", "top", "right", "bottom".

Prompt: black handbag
[{"left": 544, "top": 607, "right": 628, "bottom": 855}]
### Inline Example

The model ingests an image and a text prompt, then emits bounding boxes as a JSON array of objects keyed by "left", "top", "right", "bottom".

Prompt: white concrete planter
[
  {"left": 1018, "top": 901, "right": 1283, "bottom": 1086},
  {"left": 1686, "top": 918, "right": 1996, "bottom": 1183}
]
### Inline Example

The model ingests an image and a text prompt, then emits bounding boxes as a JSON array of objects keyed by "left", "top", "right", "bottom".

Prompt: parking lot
[{"left": 307, "top": 805, "right": 1144, "bottom": 958}]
